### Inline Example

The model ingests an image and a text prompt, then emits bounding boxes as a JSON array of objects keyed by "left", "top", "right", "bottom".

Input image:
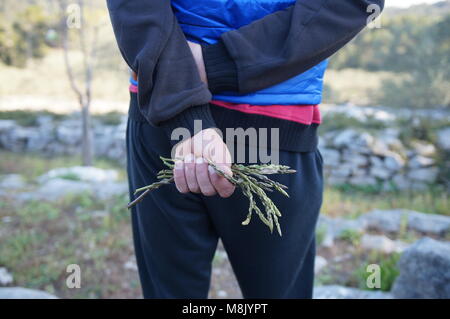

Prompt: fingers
[
  {"left": 208, "top": 164, "right": 236, "bottom": 198},
  {"left": 195, "top": 157, "right": 217, "bottom": 196},
  {"left": 173, "top": 160, "right": 189, "bottom": 193},
  {"left": 173, "top": 155, "right": 234, "bottom": 198},
  {"left": 184, "top": 154, "right": 201, "bottom": 193}
]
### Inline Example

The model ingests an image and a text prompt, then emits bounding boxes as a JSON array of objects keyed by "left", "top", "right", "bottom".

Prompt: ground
[{"left": 0, "top": 151, "right": 448, "bottom": 298}]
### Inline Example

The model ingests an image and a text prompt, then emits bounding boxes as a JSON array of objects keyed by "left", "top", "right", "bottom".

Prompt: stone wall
[
  {"left": 319, "top": 128, "right": 445, "bottom": 190},
  {"left": 0, "top": 114, "right": 448, "bottom": 190}
]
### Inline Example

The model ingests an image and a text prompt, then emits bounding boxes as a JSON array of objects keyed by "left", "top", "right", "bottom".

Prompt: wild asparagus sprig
[{"left": 127, "top": 157, "right": 296, "bottom": 236}]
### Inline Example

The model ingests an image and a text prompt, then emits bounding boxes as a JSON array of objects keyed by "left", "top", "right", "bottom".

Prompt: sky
[{"left": 387, "top": 0, "right": 443, "bottom": 8}]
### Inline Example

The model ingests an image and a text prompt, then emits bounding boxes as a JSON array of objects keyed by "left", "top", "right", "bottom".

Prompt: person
[{"left": 107, "top": 0, "right": 385, "bottom": 298}]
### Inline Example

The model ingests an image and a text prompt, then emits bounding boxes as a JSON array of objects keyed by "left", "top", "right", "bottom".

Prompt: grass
[
  {"left": 0, "top": 151, "right": 125, "bottom": 182},
  {"left": 0, "top": 110, "right": 65, "bottom": 126},
  {"left": 338, "top": 229, "right": 363, "bottom": 246},
  {"left": 0, "top": 192, "right": 139, "bottom": 298},
  {"left": 323, "top": 68, "right": 403, "bottom": 106},
  {"left": 322, "top": 186, "right": 449, "bottom": 218},
  {"left": 0, "top": 49, "right": 129, "bottom": 114}
]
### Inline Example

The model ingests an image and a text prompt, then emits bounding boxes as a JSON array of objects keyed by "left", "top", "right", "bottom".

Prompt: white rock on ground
[
  {"left": 0, "top": 267, "right": 13, "bottom": 285},
  {"left": 0, "top": 174, "right": 25, "bottom": 190},
  {"left": 314, "top": 285, "right": 392, "bottom": 299},
  {"left": 314, "top": 256, "right": 328, "bottom": 274},
  {"left": 0, "top": 287, "right": 58, "bottom": 299},
  {"left": 360, "top": 234, "right": 408, "bottom": 254},
  {"left": 318, "top": 215, "right": 367, "bottom": 238},
  {"left": 318, "top": 210, "right": 450, "bottom": 249},
  {"left": 360, "top": 209, "right": 450, "bottom": 235},
  {"left": 37, "top": 166, "right": 119, "bottom": 184},
  {"left": 19, "top": 178, "right": 92, "bottom": 202},
  {"left": 392, "top": 238, "right": 450, "bottom": 299},
  {"left": 17, "top": 178, "right": 127, "bottom": 202}
]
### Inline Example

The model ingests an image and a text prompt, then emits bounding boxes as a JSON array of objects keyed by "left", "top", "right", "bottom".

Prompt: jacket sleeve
[
  {"left": 107, "top": 0, "right": 215, "bottom": 136},
  {"left": 201, "top": 0, "right": 385, "bottom": 94}
]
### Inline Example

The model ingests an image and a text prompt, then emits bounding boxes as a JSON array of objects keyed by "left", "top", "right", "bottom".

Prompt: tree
[{"left": 58, "top": 0, "right": 99, "bottom": 165}]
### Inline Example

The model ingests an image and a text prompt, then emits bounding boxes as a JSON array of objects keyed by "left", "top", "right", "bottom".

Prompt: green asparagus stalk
[{"left": 127, "top": 157, "right": 296, "bottom": 236}]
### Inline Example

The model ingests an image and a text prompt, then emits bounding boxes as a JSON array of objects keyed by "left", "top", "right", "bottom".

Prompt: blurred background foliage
[{"left": 0, "top": 0, "right": 449, "bottom": 109}]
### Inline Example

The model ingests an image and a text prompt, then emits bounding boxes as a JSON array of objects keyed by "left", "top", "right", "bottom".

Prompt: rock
[
  {"left": 411, "top": 141, "right": 436, "bottom": 157},
  {"left": 326, "top": 175, "right": 347, "bottom": 186},
  {"left": 349, "top": 175, "right": 377, "bottom": 186},
  {"left": 318, "top": 216, "right": 367, "bottom": 241},
  {"left": 0, "top": 287, "right": 58, "bottom": 299},
  {"left": 360, "top": 209, "right": 406, "bottom": 233},
  {"left": 370, "top": 166, "right": 391, "bottom": 180},
  {"left": 408, "top": 211, "right": 450, "bottom": 235},
  {"left": 0, "top": 267, "right": 13, "bottom": 285},
  {"left": 37, "top": 166, "right": 119, "bottom": 184},
  {"left": 369, "top": 138, "right": 391, "bottom": 157},
  {"left": 36, "top": 115, "right": 53, "bottom": 127},
  {"left": 437, "top": 128, "right": 450, "bottom": 151},
  {"left": 21, "top": 178, "right": 93, "bottom": 201},
  {"left": 318, "top": 136, "right": 327, "bottom": 148},
  {"left": 330, "top": 163, "right": 353, "bottom": 179},
  {"left": 391, "top": 174, "right": 410, "bottom": 190},
  {"left": 370, "top": 156, "right": 384, "bottom": 167},
  {"left": 0, "top": 174, "right": 25, "bottom": 190},
  {"left": 20, "top": 178, "right": 127, "bottom": 202},
  {"left": 384, "top": 153, "right": 405, "bottom": 171},
  {"left": 408, "top": 167, "right": 439, "bottom": 183},
  {"left": 56, "top": 121, "right": 82, "bottom": 145},
  {"left": 124, "top": 259, "right": 138, "bottom": 271},
  {"left": 392, "top": 238, "right": 450, "bottom": 299},
  {"left": 27, "top": 127, "right": 53, "bottom": 152},
  {"left": 355, "top": 132, "right": 376, "bottom": 153},
  {"left": 333, "top": 129, "right": 359, "bottom": 148},
  {"left": 360, "top": 234, "right": 408, "bottom": 254},
  {"left": 0, "top": 119, "right": 16, "bottom": 131},
  {"left": 320, "top": 148, "right": 340, "bottom": 166},
  {"left": 314, "top": 256, "right": 328, "bottom": 274},
  {"left": 342, "top": 151, "right": 368, "bottom": 167},
  {"left": 380, "top": 129, "right": 404, "bottom": 151},
  {"left": 1, "top": 127, "right": 34, "bottom": 152},
  {"left": 314, "top": 285, "right": 392, "bottom": 299},
  {"left": 408, "top": 155, "right": 435, "bottom": 169},
  {"left": 96, "top": 182, "right": 128, "bottom": 200},
  {"left": 360, "top": 209, "right": 450, "bottom": 235}
]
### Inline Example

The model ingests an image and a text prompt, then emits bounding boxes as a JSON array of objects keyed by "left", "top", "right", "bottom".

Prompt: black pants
[{"left": 126, "top": 94, "right": 324, "bottom": 298}]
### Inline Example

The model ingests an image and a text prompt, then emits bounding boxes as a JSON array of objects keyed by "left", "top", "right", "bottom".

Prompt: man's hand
[
  {"left": 187, "top": 40, "right": 208, "bottom": 85},
  {"left": 173, "top": 128, "right": 235, "bottom": 198}
]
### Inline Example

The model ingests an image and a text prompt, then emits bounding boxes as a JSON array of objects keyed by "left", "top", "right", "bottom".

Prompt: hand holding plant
[{"left": 127, "top": 156, "right": 296, "bottom": 236}]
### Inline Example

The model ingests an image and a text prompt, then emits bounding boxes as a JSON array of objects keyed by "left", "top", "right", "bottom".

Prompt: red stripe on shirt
[
  {"left": 129, "top": 84, "right": 321, "bottom": 125},
  {"left": 210, "top": 100, "right": 321, "bottom": 125}
]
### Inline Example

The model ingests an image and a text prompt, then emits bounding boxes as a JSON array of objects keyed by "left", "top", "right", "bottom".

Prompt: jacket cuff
[
  {"left": 160, "top": 104, "right": 216, "bottom": 146},
  {"left": 201, "top": 40, "right": 239, "bottom": 93}
]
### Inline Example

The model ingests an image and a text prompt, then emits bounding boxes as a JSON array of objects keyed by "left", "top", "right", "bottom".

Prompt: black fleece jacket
[{"left": 107, "top": 0, "right": 385, "bottom": 138}]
